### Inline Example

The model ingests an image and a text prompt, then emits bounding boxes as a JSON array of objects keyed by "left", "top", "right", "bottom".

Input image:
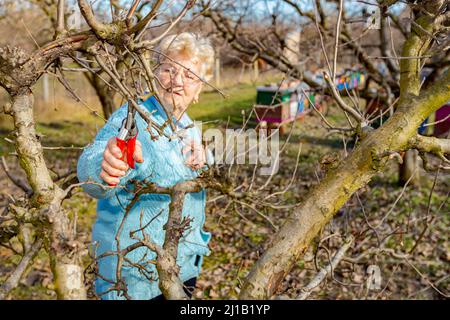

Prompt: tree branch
[
  {"left": 410, "top": 134, "right": 450, "bottom": 163},
  {"left": 77, "top": 0, "right": 115, "bottom": 40},
  {"left": 297, "top": 236, "right": 353, "bottom": 300},
  {"left": 0, "top": 238, "right": 43, "bottom": 300}
]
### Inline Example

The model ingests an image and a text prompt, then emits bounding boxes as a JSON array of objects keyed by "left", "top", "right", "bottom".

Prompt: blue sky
[{"left": 10, "top": 0, "right": 406, "bottom": 26}]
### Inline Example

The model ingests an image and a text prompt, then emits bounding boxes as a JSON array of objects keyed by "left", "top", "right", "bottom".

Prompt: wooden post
[
  {"left": 238, "top": 63, "right": 246, "bottom": 83},
  {"left": 215, "top": 57, "right": 221, "bottom": 88},
  {"left": 253, "top": 60, "right": 259, "bottom": 82},
  {"left": 42, "top": 73, "right": 49, "bottom": 103}
]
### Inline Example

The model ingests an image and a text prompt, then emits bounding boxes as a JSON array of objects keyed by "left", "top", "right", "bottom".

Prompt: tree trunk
[
  {"left": 9, "top": 90, "right": 87, "bottom": 300},
  {"left": 94, "top": 76, "right": 116, "bottom": 119},
  {"left": 157, "top": 190, "right": 189, "bottom": 299}
]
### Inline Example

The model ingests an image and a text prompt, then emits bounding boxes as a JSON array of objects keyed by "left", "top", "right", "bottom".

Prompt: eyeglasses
[{"left": 158, "top": 63, "right": 201, "bottom": 86}]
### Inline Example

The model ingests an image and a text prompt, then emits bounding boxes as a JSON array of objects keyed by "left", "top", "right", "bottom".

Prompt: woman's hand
[
  {"left": 182, "top": 140, "right": 206, "bottom": 170},
  {"left": 100, "top": 137, "right": 144, "bottom": 185}
]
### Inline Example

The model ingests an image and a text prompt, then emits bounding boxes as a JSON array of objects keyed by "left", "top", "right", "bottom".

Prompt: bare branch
[
  {"left": 1, "top": 156, "right": 33, "bottom": 195},
  {"left": 410, "top": 134, "right": 450, "bottom": 163},
  {"left": 297, "top": 236, "right": 353, "bottom": 300},
  {"left": 323, "top": 72, "right": 365, "bottom": 123},
  {"left": 77, "top": 0, "right": 114, "bottom": 40},
  {"left": 0, "top": 238, "right": 43, "bottom": 300}
]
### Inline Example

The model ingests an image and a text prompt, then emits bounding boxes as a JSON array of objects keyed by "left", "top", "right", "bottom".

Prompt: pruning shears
[{"left": 109, "top": 103, "right": 138, "bottom": 186}]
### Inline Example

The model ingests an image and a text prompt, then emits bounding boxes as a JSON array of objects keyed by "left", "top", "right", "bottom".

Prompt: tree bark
[
  {"left": 93, "top": 76, "right": 116, "bottom": 119},
  {"left": 83, "top": 69, "right": 117, "bottom": 119},
  {"left": 156, "top": 190, "right": 189, "bottom": 300},
  {"left": 9, "top": 90, "right": 87, "bottom": 300}
]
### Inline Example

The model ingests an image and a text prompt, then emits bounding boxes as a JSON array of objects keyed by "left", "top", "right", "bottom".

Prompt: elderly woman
[{"left": 77, "top": 32, "right": 214, "bottom": 300}]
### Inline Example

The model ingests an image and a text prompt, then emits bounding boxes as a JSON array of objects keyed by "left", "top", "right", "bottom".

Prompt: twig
[
  {"left": 297, "top": 236, "right": 354, "bottom": 300},
  {"left": 0, "top": 238, "right": 43, "bottom": 300},
  {"left": 1, "top": 156, "right": 32, "bottom": 195}
]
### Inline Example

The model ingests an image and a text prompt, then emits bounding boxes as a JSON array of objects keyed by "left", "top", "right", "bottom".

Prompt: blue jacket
[{"left": 77, "top": 96, "right": 211, "bottom": 300}]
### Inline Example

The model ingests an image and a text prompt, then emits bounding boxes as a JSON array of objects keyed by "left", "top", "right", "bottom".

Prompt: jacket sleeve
[{"left": 77, "top": 104, "right": 150, "bottom": 199}]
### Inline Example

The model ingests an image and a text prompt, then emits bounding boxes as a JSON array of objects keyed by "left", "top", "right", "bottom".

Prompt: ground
[{"left": 0, "top": 79, "right": 448, "bottom": 300}]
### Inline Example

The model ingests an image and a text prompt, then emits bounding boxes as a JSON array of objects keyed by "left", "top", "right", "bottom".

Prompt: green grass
[{"left": 188, "top": 83, "right": 259, "bottom": 128}]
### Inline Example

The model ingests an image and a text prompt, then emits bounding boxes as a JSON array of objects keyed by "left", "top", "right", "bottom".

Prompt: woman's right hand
[{"left": 100, "top": 137, "right": 143, "bottom": 185}]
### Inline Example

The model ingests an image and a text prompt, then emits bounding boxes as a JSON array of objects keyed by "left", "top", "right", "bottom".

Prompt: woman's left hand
[{"left": 182, "top": 140, "right": 206, "bottom": 170}]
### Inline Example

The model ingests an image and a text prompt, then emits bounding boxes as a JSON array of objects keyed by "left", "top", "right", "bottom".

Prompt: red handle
[
  {"left": 116, "top": 136, "right": 136, "bottom": 169},
  {"left": 108, "top": 136, "right": 137, "bottom": 186}
]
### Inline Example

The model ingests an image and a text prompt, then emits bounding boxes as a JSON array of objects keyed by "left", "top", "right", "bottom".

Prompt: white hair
[{"left": 155, "top": 32, "right": 215, "bottom": 82}]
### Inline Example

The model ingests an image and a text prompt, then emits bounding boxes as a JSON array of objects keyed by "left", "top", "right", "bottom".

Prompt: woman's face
[{"left": 155, "top": 52, "right": 203, "bottom": 115}]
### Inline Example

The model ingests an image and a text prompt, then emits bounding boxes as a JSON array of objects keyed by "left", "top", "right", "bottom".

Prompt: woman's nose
[{"left": 172, "top": 71, "right": 184, "bottom": 86}]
